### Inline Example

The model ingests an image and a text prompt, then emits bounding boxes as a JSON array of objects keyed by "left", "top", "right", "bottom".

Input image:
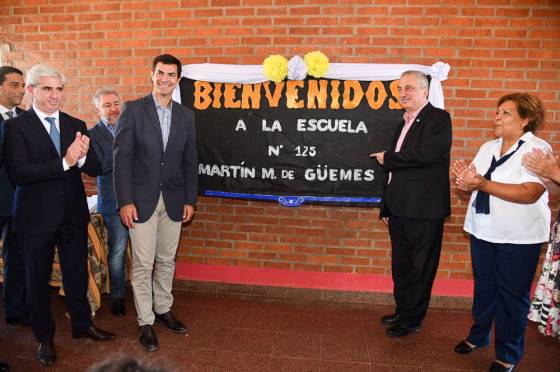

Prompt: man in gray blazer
[
  {"left": 114, "top": 54, "right": 198, "bottom": 352},
  {"left": 89, "top": 88, "right": 128, "bottom": 317}
]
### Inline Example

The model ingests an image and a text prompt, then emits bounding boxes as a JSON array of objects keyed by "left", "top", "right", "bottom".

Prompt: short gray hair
[
  {"left": 26, "top": 64, "right": 66, "bottom": 87},
  {"left": 93, "top": 87, "right": 120, "bottom": 107},
  {"left": 400, "top": 70, "right": 429, "bottom": 90}
]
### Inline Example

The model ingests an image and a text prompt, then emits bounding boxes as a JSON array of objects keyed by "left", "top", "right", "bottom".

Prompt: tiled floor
[{"left": 0, "top": 288, "right": 558, "bottom": 371}]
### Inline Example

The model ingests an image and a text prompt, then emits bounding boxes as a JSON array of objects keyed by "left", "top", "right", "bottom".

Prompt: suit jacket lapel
[
  {"left": 143, "top": 95, "right": 164, "bottom": 152},
  {"left": 60, "top": 113, "right": 74, "bottom": 158},
  {"left": 28, "top": 109, "right": 61, "bottom": 158},
  {"left": 391, "top": 118, "right": 405, "bottom": 150},
  {"left": 96, "top": 121, "right": 114, "bottom": 144},
  {"left": 165, "top": 101, "right": 182, "bottom": 157}
]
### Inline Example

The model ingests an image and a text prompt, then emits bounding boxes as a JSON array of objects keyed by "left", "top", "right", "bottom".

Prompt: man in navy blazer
[
  {"left": 371, "top": 70, "right": 452, "bottom": 338},
  {"left": 0, "top": 66, "right": 28, "bottom": 331},
  {"left": 89, "top": 87, "right": 129, "bottom": 317},
  {"left": 3, "top": 64, "right": 116, "bottom": 367},
  {"left": 114, "top": 54, "right": 198, "bottom": 352}
]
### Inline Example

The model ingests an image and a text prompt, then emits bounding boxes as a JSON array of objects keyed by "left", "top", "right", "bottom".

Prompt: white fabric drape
[{"left": 173, "top": 61, "right": 450, "bottom": 109}]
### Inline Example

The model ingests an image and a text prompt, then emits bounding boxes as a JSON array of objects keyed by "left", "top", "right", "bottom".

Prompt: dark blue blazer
[
  {"left": 2, "top": 108, "right": 102, "bottom": 233},
  {"left": 89, "top": 121, "right": 118, "bottom": 215},
  {"left": 0, "top": 107, "right": 24, "bottom": 217},
  {"left": 113, "top": 94, "right": 198, "bottom": 223}
]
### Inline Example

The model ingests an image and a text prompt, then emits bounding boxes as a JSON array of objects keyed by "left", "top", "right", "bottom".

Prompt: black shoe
[
  {"left": 380, "top": 313, "right": 399, "bottom": 326},
  {"left": 386, "top": 323, "right": 421, "bottom": 338},
  {"left": 5, "top": 316, "right": 30, "bottom": 326},
  {"left": 37, "top": 341, "right": 56, "bottom": 367},
  {"left": 110, "top": 298, "right": 126, "bottom": 317},
  {"left": 72, "top": 325, "right": 116, "bottom": 341},
  {"left": 155, "top": 311, "right": 187, "bottom": 334},
  {"left": 489, "top": 361, "right": 515, "bottom": 372},
  {"left": 0, "top": 361, "right": 9, "bottom": 371},
  {"left": 139, "top": 325, "right": 159, "bottom": 352},
  {"left": 455, "top": 340, "right": 477, "bottom": 354}
]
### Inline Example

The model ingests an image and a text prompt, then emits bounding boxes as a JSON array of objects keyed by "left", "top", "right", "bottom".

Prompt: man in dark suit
[
  {"left": 89, "top": 87, "right": 129, "bottom": 317},
  {"left": 3, "top": 64, "right": 116, "bottom": 367},
  {"left": 0, "top": 66, "right": 28, "bottom": 330},
  {"left": 0, "top": 65, "right": 26, "bottom": 372},
  {"left": 114, "top": 54, "right": 197, "bottom": 352},
  {"left": 371, "top": 70, "right": 452, "bottom": 338}
]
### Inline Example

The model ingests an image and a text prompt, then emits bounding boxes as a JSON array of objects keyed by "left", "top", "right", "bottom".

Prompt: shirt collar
[
  {"left": 0, "top": 104, "right": 16, "bottom": 118},
  {"left": 403, "top": 101, "right": 429, "bottom": 123},
  {"left": 100, "top": 117, "right": 115, "bottom": 128},
  {"left": 152, "top": 93, "right": 172, "bottom": 110},
  {"left": 33, "top": 105, "right": 59, "bottom": 122},
  {"left": 496, "top": 131, "right": 534, "bottom": 157}
]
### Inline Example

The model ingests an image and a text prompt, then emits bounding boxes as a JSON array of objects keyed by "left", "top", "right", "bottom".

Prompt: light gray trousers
[{"left": 129, "top": 194, "right": 182, "bottom": 326}]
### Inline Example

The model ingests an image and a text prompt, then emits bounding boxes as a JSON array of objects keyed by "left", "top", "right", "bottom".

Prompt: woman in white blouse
[{"left": 452, "top": 93, "right": 551, "bottom": 372}]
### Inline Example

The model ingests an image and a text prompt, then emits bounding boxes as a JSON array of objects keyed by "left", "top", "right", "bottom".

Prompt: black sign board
[{"left": 179, "top": 77, "right": 404, "bottom": 207}]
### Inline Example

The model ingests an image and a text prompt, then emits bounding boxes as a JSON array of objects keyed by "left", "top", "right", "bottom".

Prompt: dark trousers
[
  {"left": 388, "top": 216, "right": 444, "bottom": 327},
  {"left": 1, "top": 216, "right": 28, "bottom": 321},
  {"left": 20, "top": 225, "right": 92, "bottom": 342},
  {"left": 467, "top": 236, "right": 542, "bottom": 365}
]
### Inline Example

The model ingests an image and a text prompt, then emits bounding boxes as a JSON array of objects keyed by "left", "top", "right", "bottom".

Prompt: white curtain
[{"left": 173, "top": 61, "right": 450, "bottom": 109}]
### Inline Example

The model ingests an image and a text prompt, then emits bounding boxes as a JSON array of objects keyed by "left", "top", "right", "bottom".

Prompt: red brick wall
[{"left": 1, "top": 0, "right": 559, "bottom": 284}]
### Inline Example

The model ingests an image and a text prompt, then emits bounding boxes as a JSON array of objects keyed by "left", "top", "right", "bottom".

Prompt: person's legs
[
  {"left": 57, "top": 225, "right": 92, "bottom": 332},
  {"left": 129, "top": 209, "right": 158, "bottom": 326},
  {"left": 152, "top": 200, "right": 181, "bottom": 316},
  {"left": 20, "top": 232, "right": 57, "bottom": 342},
  {"left": 388, "top": 216, "right": 412, "bottom": 319},
  {"left": 402, "top": 218, "right": 444, "bottom": 325},
  {"left": 102, "top": 214, "right": 128, "bottom": 300},
  {"left": 1, "top": 216, "right": 28, "bottom": 323},
  {"left": 389, "top": 217, "right": 443, "bottom": 327},
  {"left": 494, "top": 242, "right": 542, "bottom": 365},
  {"left": 466, "top": 236, "right": 495, "bottom": 347}
]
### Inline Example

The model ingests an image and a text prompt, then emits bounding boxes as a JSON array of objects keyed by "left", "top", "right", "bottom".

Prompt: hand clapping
[
  {"left": 452, "top": 160, "right": 486, "bottom": 192},
  {"left": 522, "top": 148, "right": 560, "bottom": 181},
  {"left": 64, "top": 132, "right": 90, "bottom": 167}
]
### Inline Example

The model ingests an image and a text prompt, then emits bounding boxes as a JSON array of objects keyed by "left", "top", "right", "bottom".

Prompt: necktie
[
  {"left": 6, "top": 111, "right": 14, "bottom": 119},
  {"left": 45, "top": 116, "right": 61, "bottom": 156},
  {"left": 474, "top": 139, "right": 525, "bottom": 214}
]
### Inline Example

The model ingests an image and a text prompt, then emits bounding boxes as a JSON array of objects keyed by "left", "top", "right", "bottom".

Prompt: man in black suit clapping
[{"left": 3, "top": 64, "right": 116, "bottom": 367}]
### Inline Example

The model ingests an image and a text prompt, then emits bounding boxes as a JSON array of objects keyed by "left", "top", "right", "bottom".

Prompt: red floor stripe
[{"left": 175, "top": 263, "right": 474, "bottom": 297}]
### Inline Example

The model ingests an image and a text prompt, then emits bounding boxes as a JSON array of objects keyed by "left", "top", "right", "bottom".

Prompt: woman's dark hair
[{"left": 497, "top": 92, "right": 545, "bottom": 133}]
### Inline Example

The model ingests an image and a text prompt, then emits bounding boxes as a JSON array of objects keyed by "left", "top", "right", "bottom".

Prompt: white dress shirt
[{"left": 463, "top": 131, "right": 551, "bottom": 244}]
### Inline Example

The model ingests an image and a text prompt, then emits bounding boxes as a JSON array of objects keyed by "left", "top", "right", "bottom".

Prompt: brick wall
[{"left": 1, "top": 0, "right": 559, "bottom": 285}]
